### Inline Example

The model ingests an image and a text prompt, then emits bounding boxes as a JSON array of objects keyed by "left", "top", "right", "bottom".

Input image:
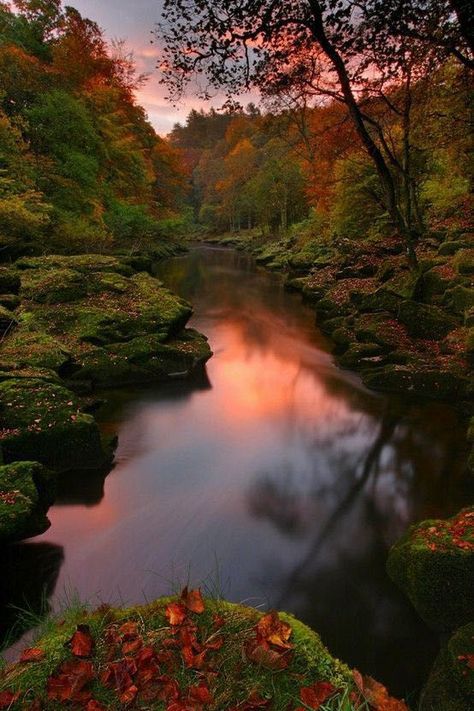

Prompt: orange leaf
[
  {"left": 69, "top": 624, "right": 94, "bottom": 658},
  {"left": 20, "top": 647, "right": 45, "bottom": 663},
  {"left": 119, "top": 684, "right": 138, "bottom": 705},
  {"left": 122, "top": 636, "right": 143, "bottom": 655},
  {"left": 47, "top": 659, "right": 94, "bottom": 702},
  {"left": 119, "top": 621, "right": 139, "bottom": 639},
  {"left": 256, "top": 611, "right": 293, "bottom": 649},
  {"left": 298, "top": 681, "right": 336, "bottom": 709},
  {"left": 87, "top": 701, "right": 107, "bottom": 711},
  {"left": 188, "top": 682, "right": 213, "bottom": 704},
  {"left": 166, "top": 601, "right": 187, "bottom": 625},
  {"left": 352, "top": 671, "right": 408, "bottom": 711},
  {"left": 181, "top": 586, "right": 205, "bottom": 614}
]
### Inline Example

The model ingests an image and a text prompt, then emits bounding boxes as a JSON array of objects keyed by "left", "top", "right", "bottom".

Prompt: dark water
[{"left": 2, "top": 247, "right": 472, "bottom": 698}]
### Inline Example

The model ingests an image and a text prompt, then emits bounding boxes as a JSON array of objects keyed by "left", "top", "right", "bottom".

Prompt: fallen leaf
[
  {"left": 256, "top": 611, "right": 293, "bottom": 649},
  {"left": 181, "top": 586, "right": 205, "bottom": 614},
  {"left": 47, "top": 659, "right": 94, "bottom": 702},
  {"left": 166, "top": 601, "right": 187, "bottom": 625},
  {"left": 245, "top": 639, "right": 292, "bottom": 670},
  {"left": 0, "top": 691, "right": 20, "bottom": 709},
  {"left": 296, "top": 681, "right": 337, "bottom": 709},
  {"left": 119, "top": 621, "right": 139, "bottom": 639},
  {"left": 20, "top": 647, "right": 45, "bottom": 663},
  {"left": 353, "top": 671, "right": 408, "bottom": 710},
  {"left": 187, "top": 682, "right": 213, "bottom": 703},
  {"left": 69, "top": 624, "right": 94, "bottom": 657},
  {"left": 119, "top": 684, "right": 138, "bottom": 705},
  {"left": 87, "top": 701, "right": 107, "bottom": 711}
]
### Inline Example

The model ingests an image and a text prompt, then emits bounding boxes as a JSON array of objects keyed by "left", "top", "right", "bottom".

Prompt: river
[{"left": 2, "top": 246, "right": 471, "bottom": 698}]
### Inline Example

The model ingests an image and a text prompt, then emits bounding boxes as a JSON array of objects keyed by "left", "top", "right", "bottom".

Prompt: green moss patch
[
  {"left": 0, "top": 461, "right": 55, "bottom": 543},
  {"left": 0, "top": 593, "right": 408, "bottom": 710},
  {"left": 387, "top": 508, "right": 474, "bottom": 632}
]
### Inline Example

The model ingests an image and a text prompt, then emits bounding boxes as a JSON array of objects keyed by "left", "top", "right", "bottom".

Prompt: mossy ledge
[
  {"left": 387, "top": 507, "right": 474, "bottom": 633},
  {"left": 0, "top": 252, "right": 212, "bottom": 543},
  {"left": 0, "top": 596, "right": 408, "bottom": 710}
]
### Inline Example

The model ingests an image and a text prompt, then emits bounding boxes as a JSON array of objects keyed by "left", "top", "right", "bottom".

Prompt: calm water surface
[{"left": 2, "top": 247, "right": 472, "bottom": 697}]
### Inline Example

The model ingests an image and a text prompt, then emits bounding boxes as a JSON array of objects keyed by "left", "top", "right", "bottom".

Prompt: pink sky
[{"left": 69, "top": 0, "right": 256, "bottom": 135}]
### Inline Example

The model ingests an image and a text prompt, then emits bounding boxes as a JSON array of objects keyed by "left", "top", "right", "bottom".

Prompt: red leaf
[
  {"left": 182, "top": 646, "right": 207, "bottom": 669},
  {"left": 181, "top": 586, "right": 205, "bottom": 614},
  {"left": 69, "top": 624, "right": 94, "bottom": 658},
  {"left": 298, "top": 681, "right": 336, "bottom": 709},
  {"left": 119, "top": 621, "right": 139, "bottom": 639},
  {"left": 122, "top": 636, "right": 143, "bottom": 655},
  {"left": 228, "top": 691, "right": 271, "bottom": 710},
  {"left": 187, "top": 682, "right": 213, "bottom": 704},
  {"left": 87, "top": 702, "right": 107, "bottom": 711},
  {"left": 352, "top": 671, "right": 408, "bottom": 710},
  {"left": 100, "top": 660, "right": 134, "bottom": 694},
  {"left": 20, "top": 647, "right": 45, "bottom": 663},
  {"left": 47, "top": 659, "right": 94, "bottom": 702},
  {"left": 119, "top": 684, "right": 138, "bottom": 705},
  {"left": 166, "top": 602, "right": 187, "bottom": 626},
  {"left": 0, "top": 691, "right": 19, "bottom": 709}
]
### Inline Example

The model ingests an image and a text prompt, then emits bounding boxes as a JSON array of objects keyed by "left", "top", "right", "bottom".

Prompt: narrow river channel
[{"left": 2, "top": 247, "right": 472, "bottom": 697}]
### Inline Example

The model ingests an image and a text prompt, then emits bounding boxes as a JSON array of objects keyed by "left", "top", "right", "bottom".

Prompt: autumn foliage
[{"left": 0, "top": 590, "right": 409, "bottom": 710}]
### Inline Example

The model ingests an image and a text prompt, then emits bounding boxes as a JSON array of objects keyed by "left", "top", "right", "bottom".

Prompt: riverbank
[
  {"left": 0, "top": 247, "right": 212, "bottom": 544},
  {"left": 202, "top": 231, "right": 473, "bottom": 463}
]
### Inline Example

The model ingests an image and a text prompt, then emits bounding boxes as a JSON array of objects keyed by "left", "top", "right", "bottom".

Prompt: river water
[{"left": 2, "top": 247, "right": 471, "bottom": 698}]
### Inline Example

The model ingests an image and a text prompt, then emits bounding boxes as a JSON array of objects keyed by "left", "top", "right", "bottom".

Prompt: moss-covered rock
[
  {"left": 16, "top": 254, "right": 134, "bottom": 277},
  {"left": 0, "top": 267, "right": 20, "bottom": 294},
  {"left": 339, "top": 342, "right": 385, "bottom": 368},
  {"left": 20, "top": 268, "right": 88, "bottom": 303},
  {"left": 0, "top": 328, "right": 71, "bottom": 372},
  {"left": 387, "top": 508, "right": 474, "bottom": 632},
  {"left": 0, "top": 597, "right": 357, "bottom": 710},
  {"left": 420, "top": 623, "right": 474, "bottom": 711},
  {"left": 0, "top": 294, "right": 20, "bottom": 310},
  {"left": 444, "top": 285, "right": 474, "bottom": 317},
  {"left": 454, "top": 249, "right": 474, "bottom": 276},
  {"left": 0, "top": 461, "right": 55, "bottom": 543},
  {"left": 0, "top": 305, "right": 17, "bottom": 336},
  {"left": 0, "top": 379, "right": 107, "bottom": 470},
  {"left": 353, "top": 313, "right": 410, "bottom": 351},
  {"left": 362, "top": 364, "right": 468, "bottom": 400},
  {"left": 397, "top": 300, "right": 458, "bottom": 338},
  {"left": 438, "top": 240, "right": 472, "bottom": 256}
]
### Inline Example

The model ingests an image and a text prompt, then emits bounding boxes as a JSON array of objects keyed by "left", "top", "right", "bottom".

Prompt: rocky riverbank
[{"left": 0, "top": 249, "right": 212, "bottom": 544}]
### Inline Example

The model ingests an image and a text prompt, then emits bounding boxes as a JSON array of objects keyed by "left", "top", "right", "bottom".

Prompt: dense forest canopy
[
  {"left": 0, "top": 0, "right": 189, "bottom": 258},
  {"left": 158, "top": 0, "right": 473, "bottom": 265}
]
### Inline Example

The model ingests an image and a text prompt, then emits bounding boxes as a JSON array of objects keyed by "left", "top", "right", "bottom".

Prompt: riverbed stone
[
  {"left": 387, "top": 508, "right": 474, "bottom": 632},
  {"left": 0, "top": 378, "right": 107, "bottom": 470},
  {"left": 0, "top": 328, "right": 71, "bottom": 372},
  {"left": 0, "top": 461, "right": 55, "bottom": 543},
  {"left": 397, "top": 300, "right": 458, "bottom": 338},
  {"left": 420, "top": 623, "right": 474, "bottom": 711},
  {"left": 444, "top": 285, "right": 474, "bottom": 317},
  {"left": 362, "top": 364, "right": 468, "bottom": 399}
]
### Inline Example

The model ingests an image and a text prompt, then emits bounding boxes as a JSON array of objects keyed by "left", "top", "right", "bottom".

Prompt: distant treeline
[
  {"left": 170, "top": 65, "right": 472, "bottom": 243},
  {"left": 0, "top": 0, "right": 188, "bottom": 258}
]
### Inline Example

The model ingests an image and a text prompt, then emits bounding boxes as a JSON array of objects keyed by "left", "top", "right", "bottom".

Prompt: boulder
[
  {"left": 387, "top": 508, "right": 474, "bottom": 632},
  {"left": 420, "top": 623, "right": 474, "bottom": 711},
  {"left": 362, "top": 364, "right": 468, "bottom": 400},
  {"left": 0, "top": 267, "right": 20, "bottom": 294},
  {"left": 397, "top": 300, "right": 458, "bottom": 338},
  {"left": 0, "top": 461, "right": 55, "bottom": 543}
]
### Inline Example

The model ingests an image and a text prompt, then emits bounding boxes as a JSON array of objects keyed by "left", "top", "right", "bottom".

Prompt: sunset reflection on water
[{"left": 4, "top": 247, "right": 471, "bottom": 696}]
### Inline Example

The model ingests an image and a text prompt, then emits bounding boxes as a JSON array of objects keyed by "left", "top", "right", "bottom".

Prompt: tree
[{"left": 157, "top": 0, "right": 472, "bottom": 266}]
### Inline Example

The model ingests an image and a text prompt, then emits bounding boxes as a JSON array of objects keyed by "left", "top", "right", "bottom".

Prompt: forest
[{"left": 0, "top": 1, "right": 473, "bottom": 710}]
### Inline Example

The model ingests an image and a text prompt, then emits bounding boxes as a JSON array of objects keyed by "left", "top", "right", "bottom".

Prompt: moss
[
  {"left": 0, "top": 328, "right": 71, "bottom": 371},
  {"left": 397, "top": 300, "right": 458, "bottom": 338},
  {"left": 339, "top": 342, "right": 385, "bottom": 368},
  {"left": 382, "top": 270, "right": 423, "bottom": 300},
  {"left": 0, "top": 267, "right": 20, "bottom": 294},
  {"left": 444, "top": 285, "right": 474, "bottom": 317},
  {"left": 362, "top": 364, "right": 468, "bottom": 400},
  {"left": 387, "top": 508, "right": 474, "bottom": 632},
  {"left": 353, "top": 313, "right": 410, "bottom": 351},
  {"left": 420, "top": 623, "right": 474, "bottom": 711},
  {"left": 0, "top": 379, "right": 107, "bottom": 470},
  {"left": 16, "top": 254, "right": 134, "bottom": 277},
  {"left": 0, "top": 366, "right": 61, "bottom": 384},
  {"left": 0, "top": 598, "right": 354, "bottom": 710},
  {"left": 0, "top": 294, "right": 20, "bottom": 310},
  {"left": 20, "top": 268, "right": 88, "bottom": 303},
  {"left": 453, "top": 249, "right": 474, "bottom": 276},
  {"left": 0, "top": 305, "right": 17, "bottom": 335},
  {"left": 0, "top": 461, "right": 55, "bottom": 543},
  {"left": 438, "top": 240, "right": 472, "bottom": 256}
]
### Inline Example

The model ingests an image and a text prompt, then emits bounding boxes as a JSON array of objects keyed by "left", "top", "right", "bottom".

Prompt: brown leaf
[
  {"left": 297, "top": 681, "right": 337, "bottom": 709},
  {"left": 47, "top": 659, "right": 94, "bottom": 702},
  {"left": 353, "top": 671, "right": 408, "bottom": 711},
  {"left": 181, "top": 586, "right": 205, "bottom": 614},
  {"left": 86, "top": 701, "right": 107, "bottom": 711},
  {"left": 119, "top": 621, "right": 139, "bottom": 639},
  {"left": 245, "top": 639, "right": 292, "bottom": 670},
  {"left": 256, "top": 611, "right": 293, "bottom": 649},
  {"left": 69, "top": 624, "right": 94, "bottom": 658},
  {"left": 119, "top": 684, "right": 138, "bottom": 705},
  {"left": 187, "top": 682, "right": 213, "bottom": 704},
  {"left": 20, "top": 647, "right": 45, "bottom": 663},
  {"left": 0, "top": 691, "right": 20, "bottom": 709},
  {"left": 122, "top": 636, "right": 143, "bottom": 655},
  {"left": 166, "top": 601, "right": 187, "bottom": 625}
]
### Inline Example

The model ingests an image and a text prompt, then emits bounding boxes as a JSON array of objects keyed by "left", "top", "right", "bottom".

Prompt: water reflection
[
  {"left": 2, "top": 247, "right": 471, "bottom": 698},
  {"left": 0, "top": 542, "right": 64, "bottom": 646}
]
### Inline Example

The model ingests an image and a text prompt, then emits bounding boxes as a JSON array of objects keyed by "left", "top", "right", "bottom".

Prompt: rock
[
  {"left": 382, "top": 270, "right": 423, "bottom": 300},
  {"left": 0, "top": 267, "right": 20, "bottom": 294},
  {"left": 387, "top": 508, "right": 474, "bottom": 632},
  {"left": 438, "top": 240, "right": 472, "bottom": 256},
  {"left": 454, "top": 249, "right": 474, "bottom": 276},
  {"left": 339, "top": 342, "right": 385, "bottom": 368},
  {"left": 0, "top": 329, "right": 71, "bottom": 372},
  {"left": 353, "top": 313, "right": 409, "bottom": 351},
  {"left": 16, "top": 254, "right": 135, "bottom": 276},
  {"left": 420, "top": 623, "right": 474, "bottom": 711},
  {"left": 0, "top": 461, "right": 55, "bottom": 543},
  {"left": 0, "top": 378, "right": 108, "bottom": 470},
  {"left": 20, "top": 267, "right": 88, "bottom": 303},
  {"left": 397, "top": 300, "right": 458, "bottom": 338},
  {"left": 0, "top": 304, "right": 17, "bottom": 336},
  {"left": 354, "top": 288, "right": 401, "bottom": 314},
  {"left": 0, "top": 294, "right": 20, "bottom": 310},
  {"left": 444, "top": 286, "right": 474, "bottom": 317},
  {"left": 362, "top": 364, "right": 468, "bottom": 400}
]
